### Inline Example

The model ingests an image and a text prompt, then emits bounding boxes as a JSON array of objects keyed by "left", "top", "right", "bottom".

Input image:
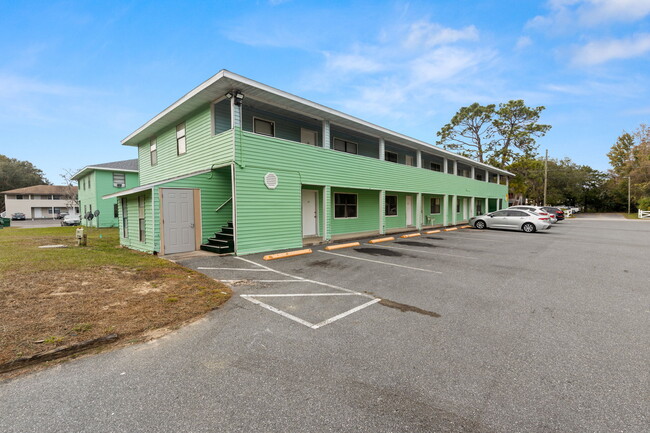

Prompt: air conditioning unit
[{"left": 115, "top": 183, "right": 124, "bottom": 188}]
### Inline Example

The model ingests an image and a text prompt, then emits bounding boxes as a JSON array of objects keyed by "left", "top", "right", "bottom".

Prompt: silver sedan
[{"left": 469, "top": 209, "right": 552, "bottom": 233}]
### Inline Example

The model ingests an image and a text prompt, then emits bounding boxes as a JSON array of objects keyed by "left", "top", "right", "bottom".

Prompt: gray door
[{"left": 162, "top": 188, "right": 195, "bottom": 254}]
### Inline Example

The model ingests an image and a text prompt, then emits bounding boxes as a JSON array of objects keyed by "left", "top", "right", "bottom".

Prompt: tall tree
[
  {"left": 436, "top": 100, "right": 551, "bottom": 167},
  {"left": 436, "top": 103, "right": 496, "bottom": 163},
  {"left": 0, "top": 155, "right": 50, "bottom": 212},
  {"left": 491, "top": 100, "right": 552, "bottom": 167},
  {"left": 606, "top": 132, "right": 634, "bottom": 176}
]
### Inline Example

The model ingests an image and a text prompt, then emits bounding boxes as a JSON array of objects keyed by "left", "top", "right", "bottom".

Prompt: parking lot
[{"left": 1, "top": 218, "right": 648, "bottom": 432}]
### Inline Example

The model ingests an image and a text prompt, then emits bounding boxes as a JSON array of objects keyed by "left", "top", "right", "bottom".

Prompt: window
[
  {"left": 430, "top": 198, "right": 441, "bottom": 214},
  {"left": 16, "top": 194, "right": 23, "bottom": 200},
  {"left": 253, "top": 118, "right": 275, "bottom": 137},
  {"left": 475, "top": 171, "right": 484, "bottom": 181},
  {"left": 430, "top": 162, "right": 442, "bottom": 172},
  {"left": 114, "top": 203, "right": 119, "bottom": 218},
  {"left": 385, "top": 151, "right": 398, "bottom": 163},
  {"left": 150, "top": 137, "right": 157, "bottom": 166},
  {"left": 507, "top": 210, "right": 528, "bottom": 217},
  {"left": 334, "top": 193, "right": 357, "bottom": 218},
  {"left": 333, "top": 138, "right": 358, "bottom": 154},
  {"left": 88, "top": 176, "right": 91, "bottom": 189},
  {"left": 447, "top": 161, "right": 454, "bottom": 174},
  {"left": 113, "top": 173, "right": 126, "bottom": 188},
  {"left": 385, "top": 195, "right": 398, "bottom": 216},
  {"left": 176, "top": 122, "right": 186, "bottom": 155},
  {"left": 456, "top": 200, "right": 461, "bottom": 213},
  {"left": 476, "top": 201, "right": 483, "bottom": 215},
  {"left": 121, "top": 198, "right": 128, "bottom": 237},
  {"left": 300, "top": 128, "right": 318, "bottom": 146},
  {"left": 52, "top": 195, "right": 61, "bottom": 200},
  {"left": 405, "top": 155, "right": 414, "bottom": 166},
  {"left": 138, "top": 196, "right": 145, "bottom": 242}
]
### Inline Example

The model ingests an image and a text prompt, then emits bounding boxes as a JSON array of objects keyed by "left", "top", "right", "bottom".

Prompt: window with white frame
[
  {"left": 113, "top": 173, "right": 126, "bottom": 188},
  {"left": 150, "top": 137, "right": 157, "bottom": 166},
  {"left": 334, "top": 193, "right": 357, "bottom": 218},
  {"left": 176, "top": 122, "right": 186, "bottom": 155},
  {"left": 333, "top": 138, "right": 357, "bottom": 154},
  {"left": 430, "top": 162, "right": 442, "bottom": 172},
  {"left": 385, "top": 195, "right": 398, "bottom": 216},
  {"left": 138, "top": 196, "right": 145, "bottom": 242},
  {"left": 253, "top": 118, "right": 275, "bottom": 137},
  {"left": 430, "top": 198, "right": 441, "bottom": 214},
  {"left": 385, "top": 151, "right": 398, "bottom": 163}
]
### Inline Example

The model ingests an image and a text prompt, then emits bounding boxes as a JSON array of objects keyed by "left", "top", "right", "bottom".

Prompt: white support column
[
  {"left": 471, "top": 166, "right": 475, "bottom": 180},
  {"left": 416, "top": 150, "right": 422, "bottom": 168},
  {"left": 379, "top": 137, "right": 385, "bottom": 160},
  {"left": 443, "top": 158, "right": 448, "bottom": 174},
  {"left": 416, "top": 192, "right": 422, "bottom": 230},
  {"left": 453, "top": 160, "right": 458, "bottom": 176},
  {"left": 497, "top": 174, "right": 501, "bottom": 184},
  {"left": 470, "top": 197, "right": 475, "bottom": 218},
  {"left": 443, "top": 194, "right": 448, "bottom": 226},
  {"left": 506, "top": 176, "right": 509, "bottom": 188},
  {"left": 451, "top": 195, "right": 457, "bottom": 225},
  {"left": 485, "top": 169, "right": 489, "bottom": 182},
  {"left": 322, "top": 120, "right": 331, "bottom": 149},
  {"left": 323, "top": 185, "right": 331, "bottom": 240},
  {"left": 379, "top": 190, "right": 385, "bottom": 235},
  {"left": 485, "top": 197, "right": 489, "bottom": 214}
]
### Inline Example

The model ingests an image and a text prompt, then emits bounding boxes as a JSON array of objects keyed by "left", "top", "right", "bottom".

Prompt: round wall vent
[{"left": 264, "top": 172, "right": 279, "bottom": 190}]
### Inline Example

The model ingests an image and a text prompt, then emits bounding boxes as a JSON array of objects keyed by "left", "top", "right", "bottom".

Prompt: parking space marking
[
  {"left": 220, "top": 279, "right": 302, "bottom": 283},
  {"left": 240, "top": 295, "right": 316, "bottom": 328},
  {"left": 198, "top": 267, "right": 273, "bottom": 271},
  {"left": 369, "top": 243, "right": 477, "bottom": 260},
  {"left": 250, "top": 293, "right": 360, "bottom": 297},
  {"left": 312, "top": 299, "right": 381, "bottom": 328},
  {"left": 319, "top": 250, "right": 443, "bottom": 274}
]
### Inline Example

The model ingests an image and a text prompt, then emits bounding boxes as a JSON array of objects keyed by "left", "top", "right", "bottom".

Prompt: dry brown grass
[{"left": 0, "top": 227, "right": 231, "bottom": 373}]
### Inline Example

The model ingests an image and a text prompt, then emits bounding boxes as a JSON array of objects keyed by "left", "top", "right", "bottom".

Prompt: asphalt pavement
[{"left": 1, "top": 218, "right": 648, "bottom": 432}]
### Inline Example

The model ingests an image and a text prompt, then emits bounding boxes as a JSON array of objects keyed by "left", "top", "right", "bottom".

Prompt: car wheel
[
  {"left": 522, "top": 222, "right": 536, "bottom": 233},
  {"left": 474, "top": 220, "right": 487, "bottom": 229}
]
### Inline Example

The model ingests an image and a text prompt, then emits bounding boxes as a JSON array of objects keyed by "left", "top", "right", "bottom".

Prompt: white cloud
[
  {"left": 528, "top": 0, "right": 650, "bottom": 30},
  {"left": 573, "top": 33, "right": 650, "bottom": 65},
  {"left": 403, "top": 21, "right": 478, "bottom": 49},
  {"left": 323, "top": 52, "right": 385, "bottom": 75},
  {"left": 515, "top": 36, "right": 533, "bottom": 50}
]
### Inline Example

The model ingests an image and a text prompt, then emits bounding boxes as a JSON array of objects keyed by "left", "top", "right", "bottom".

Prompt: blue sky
[{"left": 1, "top": 0, "right": 649, "bottom": 183}]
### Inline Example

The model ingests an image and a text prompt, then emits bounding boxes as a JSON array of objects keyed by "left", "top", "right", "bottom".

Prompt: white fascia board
[
  {"left": 102, "top": 169, "right": 212, "bottom": 199},
  {"left": 72, "top": 166, "right": 139, "bottom": 180},
  {"left": 121, "top": 69, "right": 513, "bottom": 177}
]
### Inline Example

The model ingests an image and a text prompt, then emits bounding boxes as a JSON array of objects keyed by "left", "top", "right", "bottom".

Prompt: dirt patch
[{"left": 354, "top": 247, "right": 402, "bottom": 257}]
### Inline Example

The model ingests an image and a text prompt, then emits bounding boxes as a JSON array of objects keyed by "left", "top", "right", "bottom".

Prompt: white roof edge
[
  {"left": 72, "top": 166, "right": 138, "bottom": 180},
  {"left": 121, "top": 69, "right": 513, "bottom": 176},
  {"left": 102, "top": 168, "right": 213, "bottom": 199}
]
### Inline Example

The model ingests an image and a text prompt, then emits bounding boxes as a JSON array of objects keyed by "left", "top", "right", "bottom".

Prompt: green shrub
[{"left": 637, "top": 197, "right": 650, "bottom": 210}]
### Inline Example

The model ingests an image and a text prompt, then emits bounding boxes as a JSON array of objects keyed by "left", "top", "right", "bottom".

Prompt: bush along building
[
  {"left": 73, "top": 159, "right": 139, "bottom": 227},
  {"left": 105, "top": 70, "right": 512, "bottom": 256}
]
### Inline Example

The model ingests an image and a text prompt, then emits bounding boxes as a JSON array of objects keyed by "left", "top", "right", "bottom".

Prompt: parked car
[
  {"left": 470, "top": 209, "right": 552, "bottom": 233},
  {"left": 541, "top": 206, "right": 564, "bottom": 221},
  {"left": 508, "top": 205, "right": 557, "bottom": 223},
  {"left": 61, "top": 214, "right": 81, "bottom": 226},
  {"left": 11, "top": 212, "right": 26, "bottom": 220},
  {"left": 56, "top": 212, "right": 68, "bottom": 220}
]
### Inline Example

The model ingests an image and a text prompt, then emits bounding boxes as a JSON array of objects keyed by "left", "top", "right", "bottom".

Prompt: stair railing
[{"left": 215, "top": 197, "right": 232, "bottom": 214}]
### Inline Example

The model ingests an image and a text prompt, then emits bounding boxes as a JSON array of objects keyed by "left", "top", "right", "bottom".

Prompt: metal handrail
[{"left": 215, "top": 197, "right": 232, "bottom": 213}]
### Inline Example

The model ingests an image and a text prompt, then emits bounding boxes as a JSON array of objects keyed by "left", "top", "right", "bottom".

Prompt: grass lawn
[{"left": 0, "top": 226, "right": 231, "bottom": 375}]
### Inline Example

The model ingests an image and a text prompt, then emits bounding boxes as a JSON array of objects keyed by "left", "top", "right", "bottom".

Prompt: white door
[
  {"left": 302, "top": 190, "right": 318, "bottom": 236},
  {"left": 300, "top": 128, "right": 318, "bottom": 146},
  {"left": 162, "top": 188, "right": 195, "bottom": 254},
  {"left": 405, "top": 155, "right": 414, "bottom": 166},
  {"left": 405, "top": 195, "right": 413, "bottom": 226},
  {"left": 463, "top": 198, "right": 469, "bottom": 220}
]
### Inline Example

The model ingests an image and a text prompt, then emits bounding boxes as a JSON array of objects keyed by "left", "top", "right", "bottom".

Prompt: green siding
[
  {"left": 80, "top": 170, "right": 139, "bottom": 228},
  {"left": 423, "top": 194, "right": 445, "bottom": 225},
  {"left": 331, "top": 188, "right": 380, "bottom": 235},
  {"left": 152, "top": 168, "right": 232, "bottom": 251},
  {"left": 118, "top": 191, "right": 154, "bottom": 253},
  {"left": 234, "top": 166, "right": 302, "bottom": 255},
  {"left": 384, "top": 192, "right": 408, "bottom": 230},
  {"left": 137, "top": 106, "right": 234, "bottom": 185}
]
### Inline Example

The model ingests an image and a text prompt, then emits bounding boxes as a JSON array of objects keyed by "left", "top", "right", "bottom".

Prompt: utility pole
[
  {"left": 627, "top": 176, "right": 631, "bottom": 214},
  {"left": 544, "top": 149, "right": 548, "bottom": 206}
]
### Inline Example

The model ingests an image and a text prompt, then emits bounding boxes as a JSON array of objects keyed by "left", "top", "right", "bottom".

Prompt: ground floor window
[
  {"left": 138, "top": 196, "right": 145, "bottom": 242},
  {"left": 121, "top": 198, "right": 128, "bottom": 237},
  {"left": 334, "top": 193, "right": 357, "bottom": 218},
  {"left": 476, "top": 201, "right": 483, "bottom": 215},
  {"left": 430, "top": 198, "right": 441, "bottom": 214},
  {"left": 456, "top": 199, "right": 461, "bottom": 213},
  {"left": 114, "top": 203, "right": 119, "bottom": 218},
  {"left": 385, "top": 195, "right": 398, "bottom": 216}
]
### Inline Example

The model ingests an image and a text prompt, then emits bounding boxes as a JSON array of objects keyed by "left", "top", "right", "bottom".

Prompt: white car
[
  {"left": 61, "top": 214, "right": 81, "bottom": 226},
  {"left": 470, "top": 209, "right": 552, "bottom": 233},
  {"left": 508, "top": 205, "right": 557, "bottom": 223}
]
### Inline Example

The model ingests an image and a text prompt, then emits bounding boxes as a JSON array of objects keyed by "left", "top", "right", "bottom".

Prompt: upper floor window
[
  {"left": 176, "top": 122, "right": 186, "bottom": 155},
  {"left": 113, "top": 173, "right": 126, "bottom": 188},
  {"left": 333, "top": 138, "right": 357, "bottom": 154},
  {"left": 430, "top": 162, "right": 442, "bottom": 172},
  {"left": 88, "top": 176, "right": 91, "bottom": 189},
  {"left": 16, "top": 194, "right": 24, "bottom": 200},
  {"left": 385, "top": 151, "right": 398, "bottom": 163},
  {"left": 475, "top": 171, "right": 484, "bottom": 181},
  {"left": 150, "top": 137, "right": 157, "bottom": 166},
  {"left": 447, "top": 161, "right": 454, "bottom": 174},
  {"left": 254, "top": 118, "right": 275, "bottom": 137}
]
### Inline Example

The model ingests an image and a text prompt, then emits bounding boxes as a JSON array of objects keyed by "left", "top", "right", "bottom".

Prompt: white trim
[
  {"left": 71, "top": 165, "right": 138, "bottom": 180},
  {"left": 385, "top": 194, "right": 398, "bottom": 217},
  {"left": 210, "top": 96, "right": 228, "bottom": 136},
  {"left": 102, "top": 168, "right": 214, "bottom": 199},
  {"left": 332, "top": 137, "right": 358, "bottom": 155}
]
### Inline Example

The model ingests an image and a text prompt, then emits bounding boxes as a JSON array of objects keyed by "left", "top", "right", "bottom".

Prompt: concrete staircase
[{"left": 200, "top": 221, "right": 234, "bottom": 254}]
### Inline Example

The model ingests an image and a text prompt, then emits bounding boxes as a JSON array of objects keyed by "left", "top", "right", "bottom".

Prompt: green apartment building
[
  {"left": 106, "top": 70, "right": 512, "bottom": 255},
  {"left": 73, "top": 159, "right": 139, "bottom": 228}
]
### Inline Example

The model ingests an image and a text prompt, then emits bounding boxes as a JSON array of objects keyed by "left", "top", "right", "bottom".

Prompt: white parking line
[
  {"left": 319, "top": 250, "right": 443, "bottom": 274},
  {"left": 371, "top": 243, "right": 476, "bottom": 259},
  {"left": 250, "top": 293, "right": 360, "bottom": 297},
  {"left": 220, "top": 279, "right": 302, "bottom": 283},
  {"left": 198, "top": 267, "right": 272, "bottom": 271},
  {"left": 312, "top": 299, "right": 381, "bottom": 328}
]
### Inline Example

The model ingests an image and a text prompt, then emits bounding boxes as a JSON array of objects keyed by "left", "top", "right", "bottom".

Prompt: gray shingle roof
[{"left": 89, "top": 159, "right": 139, "bottom": 171}]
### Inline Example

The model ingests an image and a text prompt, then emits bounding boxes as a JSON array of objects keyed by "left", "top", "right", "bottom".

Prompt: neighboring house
[
  {"left": 105, "top": 70, "right": 512, "bottom": 256},
  {"left": 72, "top": 159, "right": 139, "bottom": 227},
  {"left": 1, "top": 185, "right": 78, "bottom": 219}
]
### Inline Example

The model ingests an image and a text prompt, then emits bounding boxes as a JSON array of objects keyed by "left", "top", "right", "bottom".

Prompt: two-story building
[
  {"left": 106, "top": 70, "right": 512, "bottom": 256},
  {"left": 1, "top": 185, "right": 78, "bottom": 219},
  {"left": 72, "top": 159, "right": 139, "bottom": 227}
]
